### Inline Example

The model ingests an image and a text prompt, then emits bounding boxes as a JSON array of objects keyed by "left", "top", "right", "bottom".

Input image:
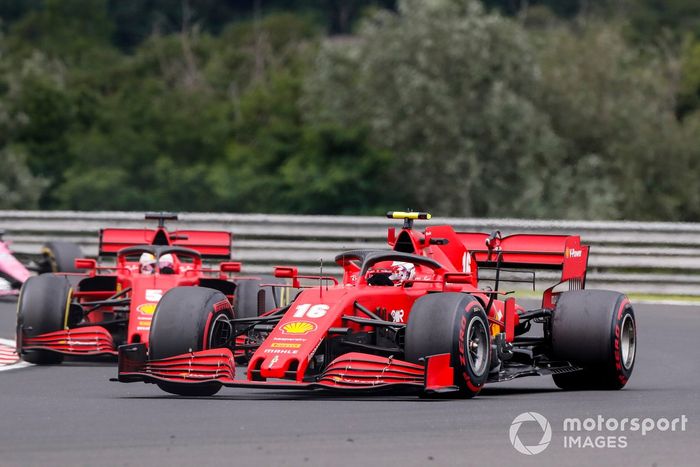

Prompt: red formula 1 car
[
  {"left": 117, "top": 212, "right": 637, "bottom": 397},
  {"left": 16, "top": 213, "right": 282, "bottom": 364}
]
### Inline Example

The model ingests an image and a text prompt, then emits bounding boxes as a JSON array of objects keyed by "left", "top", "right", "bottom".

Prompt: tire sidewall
[
  {"left": 454, "top": 300, "right": 490, "bottom": 394},
  {"left": 610, "top": 298, "right": 635, "bottom": 387}
]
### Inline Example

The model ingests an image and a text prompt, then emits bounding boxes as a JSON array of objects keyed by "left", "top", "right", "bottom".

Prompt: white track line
[{"left": 0, "top": 337, "right": 32, "bottom": 372}]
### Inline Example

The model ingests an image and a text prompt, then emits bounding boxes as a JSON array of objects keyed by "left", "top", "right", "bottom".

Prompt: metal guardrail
[{"left": 1, "top": 210, "right": 700, "bottom": 296}]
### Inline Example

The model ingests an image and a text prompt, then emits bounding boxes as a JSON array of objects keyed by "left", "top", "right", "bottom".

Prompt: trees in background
[
  {"left": 308, "top": 1, "right": 699, "bottom": 219},
  {"left": 1, "top": 0, "right": 700, "bottom": 220}
]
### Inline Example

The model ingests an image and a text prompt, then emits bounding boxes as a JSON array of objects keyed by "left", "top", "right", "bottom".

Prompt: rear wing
[
  {"left": 456, "top": 232, "right": 589, "bottom": 286},
  {"left": 99, "top": 228, "right": 232, "bottom": 259}
]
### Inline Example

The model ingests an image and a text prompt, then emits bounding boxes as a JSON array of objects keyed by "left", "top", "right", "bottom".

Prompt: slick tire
[
  {"left": 17, "top": 275, "right": 71, "bottom": 364},
  {"left": 149, "top": 287, "right": 234, "bottom": 396},
  {"left": 551, "top": 290, "right": 636, "bottom": 390},
  {"left": 41, "top": 241, "right": 83, "bottom": 273},
  {"left": 233, "top": 275, "right": 286, "bottom": 319},
  {"left": 406, "top": 293, "right": 491, "bottom": 398}
]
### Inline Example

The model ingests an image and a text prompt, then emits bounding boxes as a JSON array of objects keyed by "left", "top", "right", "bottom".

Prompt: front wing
[
  {"left": 20, "top": 326, "right": 117, "bottom": 356},
  {"left": 116, "top": 344, "right": 460, "bottom": 393}
]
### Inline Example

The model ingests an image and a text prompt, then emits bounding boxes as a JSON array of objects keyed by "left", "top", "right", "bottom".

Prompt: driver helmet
[
  {"left": 158, "top": 253, "right": 175, "bottom": 274},
  {"left": 139, "top": 252, "right": 156, "bottom": 274},
  {"left": 389, "top": 261, "right": 415, "bottom": 285}
]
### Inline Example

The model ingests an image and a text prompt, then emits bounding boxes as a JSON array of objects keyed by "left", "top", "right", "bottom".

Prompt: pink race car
[{"left": 0, "top": 229, "right": 82, "bottom": 296}]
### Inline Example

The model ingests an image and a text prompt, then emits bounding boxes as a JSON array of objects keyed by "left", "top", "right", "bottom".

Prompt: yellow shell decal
[
  {"left": 280, "top": 321, "right": 317, "bottom": 335},
  {"left": 271, "top": 342, "right": 302, "bottom": 349},
  {"left": 137, "top": 303, "right": 157, "bottom": 315}
]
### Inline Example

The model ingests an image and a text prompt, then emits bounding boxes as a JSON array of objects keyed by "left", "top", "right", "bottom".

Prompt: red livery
[
  {"left": 117, "top": 212, "right": 637, "bottom": 397},
  {"left": 16, "top": 213, "right": 282, "bottom": 364}
]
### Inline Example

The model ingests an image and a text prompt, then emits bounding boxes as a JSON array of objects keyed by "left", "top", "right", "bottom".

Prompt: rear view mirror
[
  {"left": 74, "top": 258, "right": 96, "bottom": 270},
  {"left": 274, "top": 266, "right": 298, "bottom": 279},
  {"left": 443, "top": 273, "right": 472, "bottom": 285},
  {"left": 220, "top": 262, "right": 242, "bottom": 273}
]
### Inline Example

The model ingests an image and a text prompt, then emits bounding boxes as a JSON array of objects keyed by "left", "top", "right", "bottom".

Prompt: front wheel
[
  {"left": 405, "top": 293, "right": 491, "bottom": 398},
  {"left": 149, "top": 287, "right": 234, "bottom": 396},
  {"left": 551, "top": 290, "right": 636, "bottom": 390},
  {"left": 17, "top": 275, "right": 71, "bottom": 364}
]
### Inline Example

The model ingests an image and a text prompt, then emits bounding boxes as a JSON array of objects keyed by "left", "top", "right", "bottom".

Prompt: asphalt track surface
[{"left": 1, "top": 297, "right": 699, "bottom": 467}]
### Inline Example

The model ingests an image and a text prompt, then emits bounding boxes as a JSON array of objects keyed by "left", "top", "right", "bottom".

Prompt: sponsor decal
[
  {"left": 565, "top": 248, "right": 582, "bottom": 258},
  {"left": 138, "top": 320, "right": 151, "bottom": 327},
  {"left": 272, "top": 337, "right": 306, "bottom": 342},
  {"left": 267, "top": 355, "right": 279, "bottom": 369},
  {"left": 65, "top": 340, "right": 94, "bottom": 347},
  {"left": 271, "top": 342, "right": 302, "bottom": 349},
  {"left": 390, "top": 309, "right": 405, "bottom": 323},
  {"left": 137, "top": 303, "right": 157, "bottom": 315},
  {"left": 264, "top": 348, "right": 299, "bottom": 355},
  {"left": 279, "top": 321, "right": 317, "bottom": 335},
  {"left": 462, "top": 252, "right": 472, "bottom": 273},
  {"left": 495, "top": 308, "right": 503, "bottom": 321},
  {"left": 213, "top": 299, "right": 231, "bottom": 312},
  {"left": 137, "top": 326, "right": 150, "bottom": 331},
  {"left": 145, "top": 289, "right": 163, "bottom": 302}
]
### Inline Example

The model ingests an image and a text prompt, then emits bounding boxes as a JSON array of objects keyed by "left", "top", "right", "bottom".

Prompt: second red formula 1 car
[
  {"left": 16, "top": 213, "right": 282, "bottom": 364},
  {"left": 117, "top": 212, "right": 637, "bottom": 397}
]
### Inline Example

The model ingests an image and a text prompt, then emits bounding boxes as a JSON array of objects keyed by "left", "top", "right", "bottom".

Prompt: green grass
[{"left": 624, "top": 293, "right": 700, "bottom": 303}]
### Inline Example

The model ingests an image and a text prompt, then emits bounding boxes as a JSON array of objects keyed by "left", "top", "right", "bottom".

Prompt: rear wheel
[
  {"left": 233, "top": 275, "right": 286, "bottom": 319},
  {"left": 551, "top": 290, "right": 636, "bottom": 390},
  {"left": 406, "top": 293, "right": 490, "bottom": 398},
  {"left": 41, "top": 241, "right": 83, "bottom": 273},
  {"left": 17, "top": 275, "right": 71, "bottom": 364},
  {"left": 149, "top": 287, "right": 234, "bottom": 396}
]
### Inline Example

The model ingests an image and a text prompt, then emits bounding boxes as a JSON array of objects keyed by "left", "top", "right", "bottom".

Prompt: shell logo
[
  {"left": 137, "top": 303, "right": 157, "bottom": 315},
  {"left": 280, "top": 321, "right": 317, "bottom": 335}
]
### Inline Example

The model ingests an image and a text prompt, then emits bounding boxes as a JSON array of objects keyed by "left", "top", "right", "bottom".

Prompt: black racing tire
[
  {"left": 16, "top": 275, "right": 71, "bottom": 364},
  {"left": 405, "top": 293, "right": 491, "bottom": 398},
  {"left": 551, "top": 290, "right": 636, "bottom": 390},
  {"left": 41, "top": 241, "right": 84, "bottom": 273},
  {"left": 149, "top": 287, "right": 234, "bottom": 396},
  {"left": 233, "top": 275, "right": 286, "bottom": 319}
]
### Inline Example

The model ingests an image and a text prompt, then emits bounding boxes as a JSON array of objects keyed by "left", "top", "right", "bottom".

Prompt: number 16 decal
[{"left": 292, "top": 304, "right": 329, "bottom": 318}]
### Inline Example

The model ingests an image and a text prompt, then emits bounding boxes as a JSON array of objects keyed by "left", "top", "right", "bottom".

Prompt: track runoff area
[{"left": 1, "top": 296, "right": 698, "bottom": 467}]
